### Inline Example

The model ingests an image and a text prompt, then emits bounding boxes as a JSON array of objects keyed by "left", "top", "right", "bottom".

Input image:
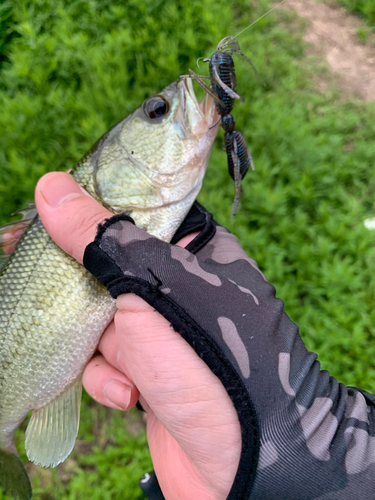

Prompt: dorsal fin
[
  {"left": 11, "top": 202, "right": 38, "bottom": 218},
  {"left": 0, "top": 203, "right": 37, "bottom": 271}
]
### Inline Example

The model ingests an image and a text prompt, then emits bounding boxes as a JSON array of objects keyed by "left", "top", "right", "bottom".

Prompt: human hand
[
  {"left": 35, "top": 171, "right": 373, "bottom": 500},
  {"left": 35, "top": 172, "right": 241, "bottom": 500}
]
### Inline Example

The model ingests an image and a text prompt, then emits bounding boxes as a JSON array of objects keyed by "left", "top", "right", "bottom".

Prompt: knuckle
[
  {"left": 63, "top": 202, "right": 110, "bottom": 262},
  {"left": 72, "top": 205, "right": 107, "bottom": 242}
]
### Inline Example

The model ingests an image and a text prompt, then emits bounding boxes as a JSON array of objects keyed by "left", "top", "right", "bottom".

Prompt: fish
[{"left": 0, "top": 76, "right": 219, "bottom": 500}]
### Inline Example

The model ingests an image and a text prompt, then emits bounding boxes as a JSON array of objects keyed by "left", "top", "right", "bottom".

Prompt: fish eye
[{"left": 143, "top": 96, "right": 170, "bottom": 119}]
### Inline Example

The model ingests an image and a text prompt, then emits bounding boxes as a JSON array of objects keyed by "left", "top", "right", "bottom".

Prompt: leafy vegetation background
[
  {"left": 333, "top": 0, "right": 375, "bottom": 26},
  {"left": 1, "top": 0, "right": 375, "bottom": 498}
]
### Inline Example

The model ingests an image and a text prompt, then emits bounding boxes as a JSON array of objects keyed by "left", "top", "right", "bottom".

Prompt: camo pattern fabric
[{"left": 84, "top": 203, "right": 375, "bottom": 500}]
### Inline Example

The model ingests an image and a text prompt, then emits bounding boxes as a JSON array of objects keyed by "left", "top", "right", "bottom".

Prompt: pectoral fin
[
  {"left": 0, "top": 202, "right": 38, "bottom": 271},
  {"left": 25, "top": 379, "right": 82, "bottom": 468}
]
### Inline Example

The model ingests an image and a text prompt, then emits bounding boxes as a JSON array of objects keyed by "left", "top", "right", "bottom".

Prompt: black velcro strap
[
  {"left": 83, "top": 242, "right": 127, "bottom": 291},
  {"left": 170, "top": 202, "right": 216, "bottom": 254},
  {"left": 83, "top": 214, "right": 136, "bottom": 289}
]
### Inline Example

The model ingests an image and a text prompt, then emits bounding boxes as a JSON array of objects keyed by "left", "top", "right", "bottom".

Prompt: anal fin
[{"left": 25, "top": 379, "right": 82, "bottom": 468}]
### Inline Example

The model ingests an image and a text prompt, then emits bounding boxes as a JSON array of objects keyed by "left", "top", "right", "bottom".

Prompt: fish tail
[{"left": 0, "top": 448, "right": 31, "bottom": 500}]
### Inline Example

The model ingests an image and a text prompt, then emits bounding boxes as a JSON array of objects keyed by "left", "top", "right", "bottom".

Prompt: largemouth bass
[{"left": 0, "top": 77, "right": 218, "bottom": 500}]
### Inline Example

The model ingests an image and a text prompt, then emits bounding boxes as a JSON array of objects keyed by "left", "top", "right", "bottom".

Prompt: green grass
[
  {"left": 332, "top": 0, "right": 375, "bottom": 26},
  {"left": 12, "top": 395, "right": 151, "bottom": 500},
  {"left": 1, "top": 0, "right": 375, "bottom": 498}
]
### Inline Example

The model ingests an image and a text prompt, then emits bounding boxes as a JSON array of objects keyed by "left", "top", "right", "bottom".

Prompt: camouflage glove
[{"left": 83, "top": 202, "right": 375, "bottom": 500}]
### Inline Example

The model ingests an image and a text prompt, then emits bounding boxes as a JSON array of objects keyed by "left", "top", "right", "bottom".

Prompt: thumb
[{"left": 35, "top": 172, "right": 111, "bottom": 264}]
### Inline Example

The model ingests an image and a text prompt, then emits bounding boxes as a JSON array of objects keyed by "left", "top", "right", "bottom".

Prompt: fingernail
[
  {"left": 104, "top": 380, "right": 132, "bottom": 410},
  {"left": 39, "top": 172, "right": 86, "bottom": 207}
]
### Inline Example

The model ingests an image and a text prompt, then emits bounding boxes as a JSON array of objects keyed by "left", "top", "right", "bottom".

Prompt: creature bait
[{"left": 189, "top": 36, "right": 258, "bottom": 216}]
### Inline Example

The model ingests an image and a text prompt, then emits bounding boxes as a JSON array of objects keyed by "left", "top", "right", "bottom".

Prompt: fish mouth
[{"left": 180, "top": 76, "right": 219, "bottom": 131}]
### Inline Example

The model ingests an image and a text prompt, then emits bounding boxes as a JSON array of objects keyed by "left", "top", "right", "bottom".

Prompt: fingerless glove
[{"left": 84, "top": 202, "right": 375, "bottom": 500}]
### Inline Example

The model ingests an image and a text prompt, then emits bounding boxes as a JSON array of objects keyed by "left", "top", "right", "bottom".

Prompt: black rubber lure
[{"left": 189, "top": 36, "right": 259, "bottom": 216}]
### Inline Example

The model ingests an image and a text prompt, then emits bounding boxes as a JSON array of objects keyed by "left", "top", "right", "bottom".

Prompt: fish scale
[{"left": 0, "top": 217, "right": 115, "bottom": 419}]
